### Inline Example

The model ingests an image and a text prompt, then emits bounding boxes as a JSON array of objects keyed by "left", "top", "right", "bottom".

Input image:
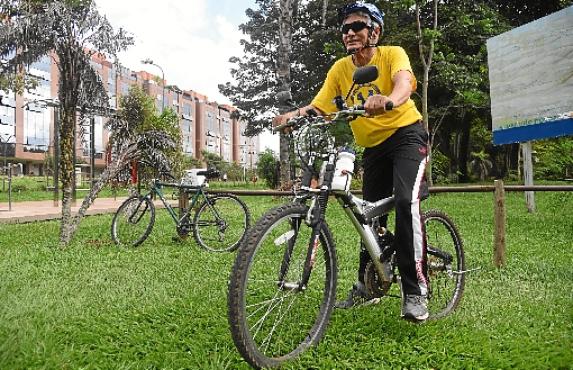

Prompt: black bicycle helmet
[{"left": 337, "top": 1, "right": 385, "bottom": 27}]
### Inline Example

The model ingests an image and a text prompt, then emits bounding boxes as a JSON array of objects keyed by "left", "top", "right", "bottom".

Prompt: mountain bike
[
  {"left": 227, "top": 66, "right": 466, "bottom": 368},
  {"left": 111, "top": 169, "right": 250, "bottom": 252}
]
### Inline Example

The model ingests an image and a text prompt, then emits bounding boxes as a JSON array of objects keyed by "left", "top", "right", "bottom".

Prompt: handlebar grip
[{"left": 355, "top": 101, "right": 393, "bottom": 113}]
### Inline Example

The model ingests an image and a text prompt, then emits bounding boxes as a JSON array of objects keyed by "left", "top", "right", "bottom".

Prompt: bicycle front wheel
[
  {"left": 111, "top": 196, "right": 155, "bottom": 247},
  {"left": 228, "top": 203, "right": 337, "bottom": 369},
  {"left": 193, "top": 193, "right": 250, "bottom": 252},
  {"left": 423, "top": 209, "right": 465, "bottom": 319}
]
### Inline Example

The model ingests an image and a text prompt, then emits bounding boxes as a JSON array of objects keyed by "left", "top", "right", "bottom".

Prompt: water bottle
[{"left": 331, "top": 147, "right": 355, "bottom": 191}]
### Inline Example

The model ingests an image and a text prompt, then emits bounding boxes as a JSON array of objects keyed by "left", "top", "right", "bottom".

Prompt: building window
[
  {"left": 182, "top": 102, "right": 192, "bottom": 116},
  {"left": 23, "top": 104, "right": 50, "bottom": 148},
  {"left": 108, "top": 67, "right": 116, "bottom": 89},
  {"left": 28, "top": 55, "right": 51, "bottom": 79},
  {"left": 0, "top": 96, "right": 15, "bottom": 128},
  {"left": 80, "top": 116, "right": 104, "bottom": 156}
]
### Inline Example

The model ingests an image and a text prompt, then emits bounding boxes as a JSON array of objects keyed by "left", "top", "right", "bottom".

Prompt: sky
[{"left": 95, "top": 0, "right": 280, "bottom": 151}]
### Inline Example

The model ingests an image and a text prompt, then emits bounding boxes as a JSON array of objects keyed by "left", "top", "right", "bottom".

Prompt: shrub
[
  {"left": 431, "top": 149, "right": 451, "bottom": 184},
  {"left": 4, "top": 176, "right": 46, "bottom": 192},
  {"left": 257, "top": 149, "right": 279, "bottom": 188}
]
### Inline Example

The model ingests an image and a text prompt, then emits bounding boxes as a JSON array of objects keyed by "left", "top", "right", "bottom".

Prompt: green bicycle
[{"left": 111, "top": 169, "right": 250, "bottom": 252}]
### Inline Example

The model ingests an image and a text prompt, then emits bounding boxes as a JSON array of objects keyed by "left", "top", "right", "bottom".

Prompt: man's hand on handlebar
[
  {"left": 364, "top": 95, "right": 394, "bottom": 116},
  {"left": 272, "top": 112, "right": 294, "bottom": 131},
  {"left": 273, "top": 104, "right": 322, "bottom": 133}
]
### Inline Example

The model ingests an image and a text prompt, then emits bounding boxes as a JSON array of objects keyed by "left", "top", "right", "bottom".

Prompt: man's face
[{"left": 342, "top": 13, "right": 378, "bottom": 52}]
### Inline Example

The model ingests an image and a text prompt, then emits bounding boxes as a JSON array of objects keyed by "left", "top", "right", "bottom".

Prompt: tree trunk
[
  {"left": 415, "top": 0, "right": 438, "bottom": 187},
  {"left": 59, "top": 107, "right": 76, "bottom": 245},
  {"left": 61, "top": 143, "right": 136, "bottom": 244},
  {"left": 64, "top": 159, "right": 123, "bottom": 240},
  {"left": 57, "top": 45, "right": 83, "bottom": 246},
  {"left": 321, "top": 0, "right": 329, "bottom": 28},
  {"left": 277, "top": 0, "right": 294, "bottom": 186}
]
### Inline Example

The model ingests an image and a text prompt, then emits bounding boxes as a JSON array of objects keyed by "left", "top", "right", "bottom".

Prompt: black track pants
[{"left": 358, "top": 121, "right": 429, "bottom": 296}]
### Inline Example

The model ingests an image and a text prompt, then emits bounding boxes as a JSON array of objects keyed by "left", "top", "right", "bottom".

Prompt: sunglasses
[{"left": 341, "top": 21, "right": 370, "bottom": 34}]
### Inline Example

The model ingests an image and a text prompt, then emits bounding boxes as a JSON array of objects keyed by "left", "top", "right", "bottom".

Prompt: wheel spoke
[
  {"left": 193, "top": 195, "right": 249, "bottom": 252},
  {"left": 228, "top": 204, "right": 336, "bottom": 367},
  {"left": 111, "top": 197, "right": 154, "bottom": 247},
  {"left": 423, "top": 210, "right": 465, "bottom": 320}
]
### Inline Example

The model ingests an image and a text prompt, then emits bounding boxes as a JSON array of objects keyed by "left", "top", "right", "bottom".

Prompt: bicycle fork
[
  {"left": 129, "top": 196, "right": 151, "bottom": 224},
  {"left": 276, "top": 187, "right": 331, "bottom": 292}
]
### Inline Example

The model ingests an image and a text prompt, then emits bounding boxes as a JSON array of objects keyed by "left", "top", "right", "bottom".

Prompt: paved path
[{"left": 0, "top": 197, "right": 129, "bottom": 224}]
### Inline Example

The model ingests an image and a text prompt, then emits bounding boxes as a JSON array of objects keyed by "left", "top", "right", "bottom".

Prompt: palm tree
[
  {"left": 0, "top": 0, "right": 133, "bottom": 244},
  {"left": 67, "top": 86, "right": 180, "bottom": 243}
]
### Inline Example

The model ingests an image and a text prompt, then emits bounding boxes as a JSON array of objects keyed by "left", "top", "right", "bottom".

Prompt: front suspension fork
[{"left": 277, "top": 190, "right": 328, "bottom": 292}]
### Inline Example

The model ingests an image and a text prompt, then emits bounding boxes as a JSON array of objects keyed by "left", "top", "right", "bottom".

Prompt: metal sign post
[{"left": 7, "top": 162, "right": 12, "bottom": 211}]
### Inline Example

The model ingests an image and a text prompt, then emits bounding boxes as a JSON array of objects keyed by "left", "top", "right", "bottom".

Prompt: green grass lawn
[{"left": 0, "top": 191, "right": 571, "bottom": 369}]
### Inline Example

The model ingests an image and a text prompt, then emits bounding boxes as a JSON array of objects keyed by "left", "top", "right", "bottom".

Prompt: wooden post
[
  {"left": 521, "top": 141, "right": 536, "bottom": 212},
  {"left": 493, "top": 179, "right": 506, "bottom": 267},
  {"left": 178, "top": 188, "right": 189, "bottom": 237}
]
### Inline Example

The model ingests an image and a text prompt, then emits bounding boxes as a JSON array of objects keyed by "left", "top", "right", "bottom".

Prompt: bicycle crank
[{"left": 364, "top": 261, "right": 393, "bottom": 298}]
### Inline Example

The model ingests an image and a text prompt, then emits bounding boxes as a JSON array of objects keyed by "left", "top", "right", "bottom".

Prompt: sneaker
[
  {"left": 334, "top": 282, "right": 381, "bottom": 309},
  {"left": 401, "top": 294, "right": 429, "bottom": 322}
]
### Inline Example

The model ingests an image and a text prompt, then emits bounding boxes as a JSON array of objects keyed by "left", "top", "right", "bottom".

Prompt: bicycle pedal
[{"left": 452, "top": 267, "right": 481, "bottom": 275}]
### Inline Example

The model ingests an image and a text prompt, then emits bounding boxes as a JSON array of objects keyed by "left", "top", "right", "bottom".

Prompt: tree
[
  {"left": 60, "top": 86, "right": 181, "bottom": 244},
  {"left": 219, "top": 0, "right": 345, "bottom": 186},
  {"left": 257, "top": 148, "right": 279, "bottom": 188},
  {"left": 218, "top": 0, "right": 281, "bottom": 137},
  {"left": 534, "top": 137, "right": 573, "bottom": 180},
  {"left": 414, "top": 0, "right": 438, "bottom": 185},
  {"left": 222, "top": 0, "right": 572, "bottom": 185},
  {"left": 0, "top": 0, "right": 133, "bottom": 244},
  {"left": 411, "top": 1, "right": 503, "bottom": 182},
  {"left": 201, "top": 150, "right": 228, "bottom": 175},
  {"left": 276, "top": 0, "right": 295, "bottom": 185},
  {"left": 485, "top": 0, "right": 572, "bottom": 26}
]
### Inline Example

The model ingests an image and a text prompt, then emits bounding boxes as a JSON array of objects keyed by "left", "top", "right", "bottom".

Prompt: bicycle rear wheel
[
  {"left": 111, "top": 196, "right": 155, "bottom": 247},
  {"left": 423, "top": 209, "right": 465, "bottom": 319},
  {"left": 228, "top": 203, "right": 337, "bottom": 369},
  {"left": 193, "top": 193, "right": 250, "bottom": 252}
]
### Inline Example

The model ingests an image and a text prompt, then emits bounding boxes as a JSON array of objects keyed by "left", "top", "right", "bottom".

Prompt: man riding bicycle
[{"left": 273, "top": 1, "right": 430, "bottom": 322}]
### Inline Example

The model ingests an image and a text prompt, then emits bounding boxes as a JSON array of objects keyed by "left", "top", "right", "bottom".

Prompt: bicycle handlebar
[{"left": 272, "top": 101, "right": 394, "bottom": 133}]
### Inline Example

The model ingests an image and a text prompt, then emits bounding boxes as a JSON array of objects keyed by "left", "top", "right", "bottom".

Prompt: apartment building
[{"left": 0, "top": 52, "right": 259, "bottom": 176}]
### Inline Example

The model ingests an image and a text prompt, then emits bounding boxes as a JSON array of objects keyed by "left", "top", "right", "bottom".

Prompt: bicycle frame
[
  {"left": 284, "top": 115, "right": 454, "bottom": 293},
  {"left": 291, "top": 172, "right": 395, "bottom": 291},
  {"left": 145, "top": 180, "right": 212, "bottom": 228}
]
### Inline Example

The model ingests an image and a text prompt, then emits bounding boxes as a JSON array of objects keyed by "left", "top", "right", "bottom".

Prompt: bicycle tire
[
  {"left": 228, "top": 203, "right": 337, "bottom": 369},
  {"left": 423, "top": 209, "right": 465, "bottom": 319},
  {"left": 111, "top": 195, "right": 155, "bottom": 247},
  {"left": 192, "top": 193, "right": 250, "bottom": 252}
]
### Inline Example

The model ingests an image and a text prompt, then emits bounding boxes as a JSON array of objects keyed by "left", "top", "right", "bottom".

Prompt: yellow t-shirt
[{"left": 311, "top": 46, "right": 422, "bottom": 147}]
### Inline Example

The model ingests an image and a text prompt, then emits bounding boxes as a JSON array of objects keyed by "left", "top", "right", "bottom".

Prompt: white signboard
[{"left": 487, "top": 6, "right": 573, "bottom": 145}]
